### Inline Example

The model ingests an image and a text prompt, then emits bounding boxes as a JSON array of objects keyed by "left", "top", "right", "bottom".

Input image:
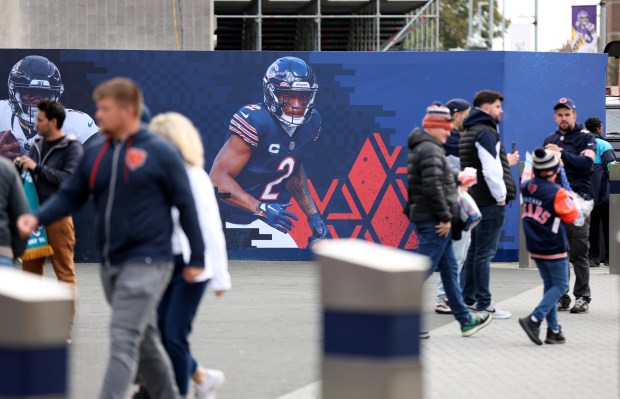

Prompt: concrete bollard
[
  {"left": 313, "top": 239, "right": 430, "bottom": 399},
  {"left": 609, "top": 163, "right": 620, "bottom": 275},
  {"left": 0, "top": 267, "right": 73, "bottom": 399}
]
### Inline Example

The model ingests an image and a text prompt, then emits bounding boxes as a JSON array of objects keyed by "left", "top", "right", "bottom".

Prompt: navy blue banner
[{"left": 0, "top": 50, "right": 606, "bottom": 261}]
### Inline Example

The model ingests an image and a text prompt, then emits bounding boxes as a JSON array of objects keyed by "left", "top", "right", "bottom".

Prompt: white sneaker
[
  {"left": 194, "top": 369, "right": 225, "bottom": 399},
  {"left": 483, "top": 303, "right": 512, "bottom": 319}
]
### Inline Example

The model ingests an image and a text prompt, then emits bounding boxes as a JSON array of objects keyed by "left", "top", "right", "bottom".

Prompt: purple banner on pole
[{"left": 571, "top": 5, "right": 598, "bottom": 53}]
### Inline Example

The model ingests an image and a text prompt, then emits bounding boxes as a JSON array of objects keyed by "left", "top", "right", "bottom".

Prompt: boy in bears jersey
[
  {"left": 519, "top": 148, "right": 580, "bottom": 346},
  {"left": 210, "top": 56, "right": 327, "bottom": 248},
  {"left": 0, "top": 55, "right": 99, "bottom": 159}
]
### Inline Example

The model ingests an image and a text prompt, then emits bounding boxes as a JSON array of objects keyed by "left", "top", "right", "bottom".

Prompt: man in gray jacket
[
  {"left": 0, "top": 155, "right": 29, "bottom": 266},
  {"left": 405, "top": 104, "right": 492, "bottom": 338}
]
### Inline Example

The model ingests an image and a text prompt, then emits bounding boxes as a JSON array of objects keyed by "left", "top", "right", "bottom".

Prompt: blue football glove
[
  {"left": 258, "top": 202, "right": 298, "bottom": 233},
  {"left": 308, "top": 213, "right": 327, "bottom": 244}
]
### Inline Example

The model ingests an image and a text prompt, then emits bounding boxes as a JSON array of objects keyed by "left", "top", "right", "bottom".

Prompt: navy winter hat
[{"left": 445, "top": 98, "right": 471, "bottom": 115}]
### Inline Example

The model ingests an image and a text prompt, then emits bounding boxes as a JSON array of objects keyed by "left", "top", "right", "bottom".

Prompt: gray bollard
[
  {"left": 0, "top": 267, "right": 73, "bottom": 398},
  {"left": 313, "top": 239, "right": 430, "bottom": 399},
  {"left": 609, "top": 163, "right": 620, "bottom": 274}
]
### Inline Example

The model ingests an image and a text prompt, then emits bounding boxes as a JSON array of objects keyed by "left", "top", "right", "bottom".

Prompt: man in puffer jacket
[{"left": 404, "top": 104, "right": 492, "bottom": 338}]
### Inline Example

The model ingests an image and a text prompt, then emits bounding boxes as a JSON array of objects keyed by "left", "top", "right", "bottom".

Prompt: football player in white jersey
[{"left": 0, "top": 55, "right": 99, "bottom": 159}]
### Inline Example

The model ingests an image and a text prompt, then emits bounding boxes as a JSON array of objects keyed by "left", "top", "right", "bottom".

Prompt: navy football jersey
[{"left": 219, "top": 103, "right": 321, "bottom": 224}]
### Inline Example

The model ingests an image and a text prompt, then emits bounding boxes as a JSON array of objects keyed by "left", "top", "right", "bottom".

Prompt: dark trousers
[
  {"left": 588, "top": 202, "right": 609, "bottom": 261},
  {"left": 461, "top": 204, "right": 506, "bottom": 310},
  {"left": 158, "top": 255, "right": 208, "bottom": 396},
  {"left": 566, "top": 215, "right": 591, "bottom": 299}
]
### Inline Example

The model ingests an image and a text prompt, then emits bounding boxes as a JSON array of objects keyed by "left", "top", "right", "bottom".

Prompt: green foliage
[{"left": 440, "top": 0, "right": 508, "bottom": 50}]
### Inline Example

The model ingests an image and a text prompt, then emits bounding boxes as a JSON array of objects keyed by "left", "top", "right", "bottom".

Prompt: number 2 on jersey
[{"left": 260, "top": 157, "right": 296, "bottom": 200}]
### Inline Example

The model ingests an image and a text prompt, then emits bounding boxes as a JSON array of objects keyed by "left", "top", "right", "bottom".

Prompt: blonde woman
[{"left": 148, "top": 112, "right": 231, "bottom": 399}]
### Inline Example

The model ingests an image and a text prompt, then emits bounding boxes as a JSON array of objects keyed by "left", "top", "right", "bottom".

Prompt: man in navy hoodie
[
  {"left": 544, "top": 98, "right": 596, "bottom": 314},
  {"left": 18, "top": 78, "right": 204, "bottom": 399},
  {"left": 459, "top": 90, "right": 518, "bottom": 319}
]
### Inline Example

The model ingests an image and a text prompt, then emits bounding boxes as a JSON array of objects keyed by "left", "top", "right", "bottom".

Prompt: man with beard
[
  {"left": 544, "top": 98, "right": 596, "bottom": 314},
  {"left": 459, "top": 90, "right": 518, "bottom": 319}
]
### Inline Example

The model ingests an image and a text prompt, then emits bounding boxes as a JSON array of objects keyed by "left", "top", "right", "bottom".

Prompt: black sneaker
[
  {"left": 558, "top": 295, "right": 571, "bottom": 311},
  {"left": 545, "top": 328, "right": 566, "bottom": 344},
  {"left": 589, "top": 256, "right": 600, "bottom": 267},
  {"left": 518, "top": 316, "right": 542, "bottom": 345},
  {"left": 570, "top": 297, "right": 589, "bottom": 314},
  {"left": 132, "top": 386, "right": 151, "bottom": 399}
]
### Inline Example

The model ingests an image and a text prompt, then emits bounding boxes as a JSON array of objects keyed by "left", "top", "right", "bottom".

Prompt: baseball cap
[
  {"left": 445, "top": 98, "right": 471, "bottom": 115},
  {"left": 553, "top": 97, "right": 576, "bottom": 111}
]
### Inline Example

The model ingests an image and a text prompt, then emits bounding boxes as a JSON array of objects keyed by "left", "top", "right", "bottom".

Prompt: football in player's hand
[{"left": 0, "top": 131, "right": 22, "bottom": 160}]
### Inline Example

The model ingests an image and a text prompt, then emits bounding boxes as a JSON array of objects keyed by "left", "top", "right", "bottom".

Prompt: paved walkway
[
  {"left": 424, "top": 268, "right": 618, "bottom": 399},
  {"left": 61, "top": 262, "right": 618, "bottom": 398}
]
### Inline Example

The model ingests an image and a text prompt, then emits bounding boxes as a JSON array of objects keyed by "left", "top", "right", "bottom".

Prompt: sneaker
[
  {"left": 518, "top": 316, "right": 542, "bottom": 345},
  {"left": 465, "top": 302, "right": 477, "bottom": 311},
  {"left": 482, "top": 303, "right": 512, "bottom": 319},
  {"left": 194, "top": 369, "right": 225, "bottom": 399},
  {"left": 435, "top": 300, "right": 452, "bottom": 314},
  {"left": 604, "top": 258, "right": 609, "bottom": 266},
  {"left": 544, "top": 328, "right": 566, "bottom": 344},
  {"left": 461, "top": 313, "right": 492, "bottom": 337},
  {"left": 419, "top": 331, "right": 430, "bottom": 339},
  {"left": 570, "top": 297, "right": 589, "bottom": 314},
  {"left": 589, "top": 256, "right": 600, "bottom": 267},
  {"left": 558, "top": 295, "right": 571, "bottom": 311},
  {"left": 131, "top": 386, "right": 151, "bottom": 399}
]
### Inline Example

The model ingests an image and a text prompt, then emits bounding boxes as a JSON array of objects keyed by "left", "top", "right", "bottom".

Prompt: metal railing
[{"left": 214, "top": 0, "right": 440, "bottom": 51}]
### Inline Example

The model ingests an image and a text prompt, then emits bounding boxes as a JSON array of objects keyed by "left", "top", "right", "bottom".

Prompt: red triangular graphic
[
  {"left": 373, "top": 133, "right": 401, "bottom": 168},
  {"left": 327, "top": 184, "right": 362, "bottom": 220},
  {"left": 308, "top": 179, "right": 338, "bottom": 214}
]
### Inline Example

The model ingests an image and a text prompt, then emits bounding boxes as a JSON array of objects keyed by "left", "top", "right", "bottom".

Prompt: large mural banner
[{"left": 0, "top": 50, "right": 607, "bottom": 261}]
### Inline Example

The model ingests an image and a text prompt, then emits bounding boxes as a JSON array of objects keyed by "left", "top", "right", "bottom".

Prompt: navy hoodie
[
  {"left": 543, "top": 123, "right": 596, "bottom": 200},
  {"left": 35, "top": 128, "right": 205, "bottom": 267}
]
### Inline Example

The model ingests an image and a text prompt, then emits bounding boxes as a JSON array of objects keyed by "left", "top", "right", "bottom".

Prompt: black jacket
[
  {"left": 543, "top": 123, "right": 596, "bottom": 200},
  {"left": 28, "top": 135, "right": 84, "bottom": 204},
  {"left": 460, "top": 109, "right": 516, "bottom": 206},
  {"left": 404, "top": 128, "right": 459, "bottom": 225},
  {"left": 35, "top": 128, "right": 205, "bottom": 267},
  {"left": 0, "top": 157, "right": 29, "bottom": 259}
]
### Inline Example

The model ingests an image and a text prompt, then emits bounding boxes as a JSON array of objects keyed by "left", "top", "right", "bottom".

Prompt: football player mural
[
  {"left": 0, "top": 55, "right": 99, "bottom": 159},
  {"left": 210, "top": 56, "right": 328, "bottom": 248}
]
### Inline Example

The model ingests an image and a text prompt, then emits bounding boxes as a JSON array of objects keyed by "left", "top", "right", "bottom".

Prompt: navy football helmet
[
  {"left": 8, "top": 55, "right": 64, "bottom": 127},
  {"left": 263, "top": 57, "right": 318, "bottom": 126}
]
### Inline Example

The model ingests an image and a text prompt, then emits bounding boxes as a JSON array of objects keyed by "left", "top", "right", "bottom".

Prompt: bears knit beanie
[
  {"left": 422, "top": 104, "right": 454, "bottom": 130},
  {"left": 532, "top": 147, "right": 559, "bottom": 175}
]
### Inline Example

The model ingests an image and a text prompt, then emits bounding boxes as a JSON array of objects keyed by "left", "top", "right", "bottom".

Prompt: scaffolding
[{"left": 214, "top": 0, "right": 440, "bottom": 51}]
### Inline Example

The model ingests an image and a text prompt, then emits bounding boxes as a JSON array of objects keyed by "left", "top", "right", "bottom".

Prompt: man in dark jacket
[
  {"left": 406, "top": 104, "right": 492, "bottom": 338},
  {"left": 0, "top": 156, "right": 29, "bottom": 266},
  {"left": 459, "top": 90, "right": 517, "bottom": 319},
  {"left": 15, "top": 100, "right": 83, "bottom": 330},
  {"left": 544, "top": 98, "right": 596, "bottom": 314},
  {"left": 435, "top": 98, "right": 471, "bottom": 315},
  {"left": 18, "top": 78, "right": 205, "bottom": 399}
]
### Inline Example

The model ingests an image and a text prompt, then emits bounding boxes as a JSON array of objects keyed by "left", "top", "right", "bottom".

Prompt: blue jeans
[
  {"left": 461, "top": 204, "right": 506, "bottom": 310},
  {"left": 413, "top": 221, "right": 472, "bottom": 325},
  {"left": 437, "top": 229, "right": 471, "bottom": 302},
  {"left": 158, "top": 255, "right": 209, "bottom": 396},
  {"left": 0, "top": 256, "right": 13, "bottom": 267},
  {"left": 532, "top": 258, "right": 569, "bottom": 332}
]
